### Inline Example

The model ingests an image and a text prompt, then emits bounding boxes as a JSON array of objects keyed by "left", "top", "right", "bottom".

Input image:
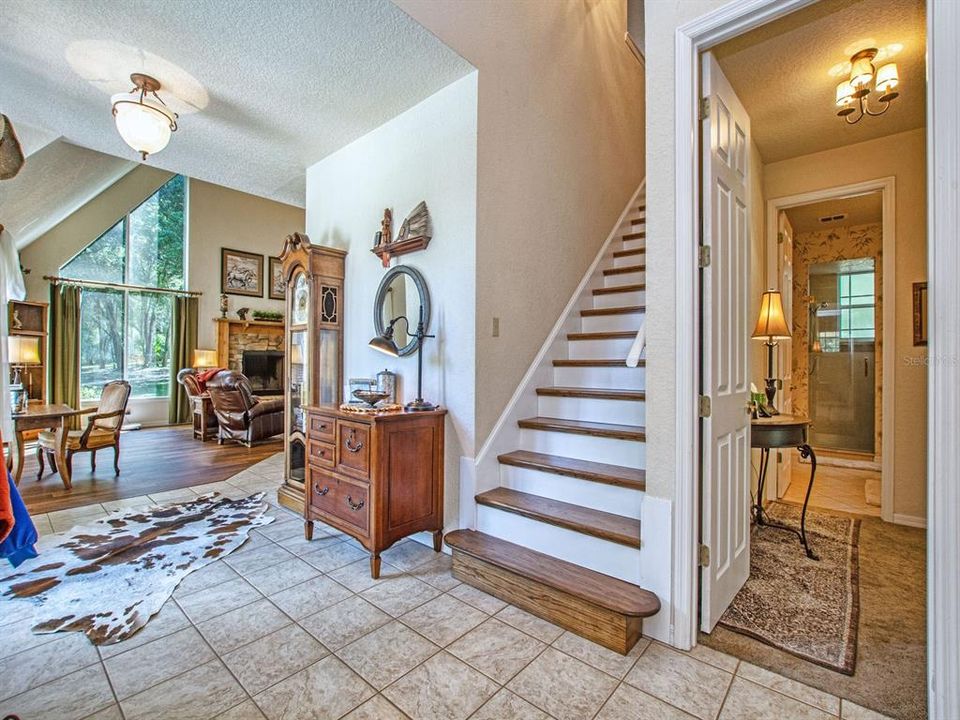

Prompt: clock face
[{"left": 292, "top": 274, "right": 309, "bottom": 326}]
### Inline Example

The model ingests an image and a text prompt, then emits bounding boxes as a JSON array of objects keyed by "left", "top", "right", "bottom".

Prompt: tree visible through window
[{"left": 62, "top": 175, "right": 186, "bottom": 399}]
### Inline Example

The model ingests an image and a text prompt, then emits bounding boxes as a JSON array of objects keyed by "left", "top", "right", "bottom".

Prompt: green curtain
[
  {"left": 49, "top": 283, "right": 81, "bottom": 427},
  {"left": 168, "top": 295, "right": 198, "bottom": 424}
]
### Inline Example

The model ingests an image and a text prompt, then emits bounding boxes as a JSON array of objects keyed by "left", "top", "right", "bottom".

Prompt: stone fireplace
[
  {"left": 242, "top": 350, "right": 284, "bottom": 395},
  {"left": 215, "top": 319, "right": 285, "bottom": 395}
]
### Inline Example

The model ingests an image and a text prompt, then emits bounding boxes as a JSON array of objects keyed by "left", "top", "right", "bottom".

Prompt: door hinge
[
  {"left": 699, "top": 97, "right": 711, "bottom": 121},
  {"left": 698, "top": 245, "right": 711, "bottom": 268},
  {"left": 698, "top": 395, "right": 712, "bottom": 418},
  {"left": 699, "top": 544, "right": 711, "bottom": 567}
]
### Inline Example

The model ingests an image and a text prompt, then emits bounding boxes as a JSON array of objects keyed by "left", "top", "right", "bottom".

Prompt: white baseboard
[{"left": 893, "top": 513, "right": 927, "bottom": 529}]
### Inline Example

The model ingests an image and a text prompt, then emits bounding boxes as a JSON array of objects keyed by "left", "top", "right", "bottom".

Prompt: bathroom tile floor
[{"left": 0, "top": 455, "right": 893, "bottom": 720}]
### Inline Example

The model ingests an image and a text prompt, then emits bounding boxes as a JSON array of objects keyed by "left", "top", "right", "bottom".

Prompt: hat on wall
[{"left": 0, "top": 114, "right": 25, "bottom": 180}]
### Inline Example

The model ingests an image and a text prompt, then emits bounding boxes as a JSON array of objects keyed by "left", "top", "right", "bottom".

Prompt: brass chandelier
[{"left": 835, "top": 48, "right": 899, "bottom": 125}]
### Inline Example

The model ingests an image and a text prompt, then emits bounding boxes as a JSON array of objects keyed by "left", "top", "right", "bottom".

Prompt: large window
[{"left": 62, "top": 175, "right": 186, "bottom": 400}]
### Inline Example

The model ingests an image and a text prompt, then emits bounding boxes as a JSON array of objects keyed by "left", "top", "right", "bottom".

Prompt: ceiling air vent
[{"left": 818, "top": 213, "right": 847, "bottom": 224}]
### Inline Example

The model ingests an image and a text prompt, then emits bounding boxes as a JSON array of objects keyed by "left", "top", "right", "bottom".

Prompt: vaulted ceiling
[
  {"left": 714, "top": 0, "right": 926, "bottom": 163},
  {"left": 0, "top": 0, "right": 473, "bottom": 213}
]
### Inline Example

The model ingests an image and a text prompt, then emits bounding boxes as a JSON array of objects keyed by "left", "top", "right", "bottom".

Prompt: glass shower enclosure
[{"left": 807, "top": 258, "right": 876, "bottom": 453}]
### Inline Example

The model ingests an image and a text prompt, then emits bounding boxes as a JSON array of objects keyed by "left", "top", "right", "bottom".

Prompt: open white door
[{"left": 700, "top": 52, "right": 752, "bottom": 633}]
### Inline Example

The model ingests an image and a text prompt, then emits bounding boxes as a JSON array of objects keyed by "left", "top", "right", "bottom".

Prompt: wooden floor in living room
[{"left": 16, "top": 426, "right": 282, "bottom": 515}]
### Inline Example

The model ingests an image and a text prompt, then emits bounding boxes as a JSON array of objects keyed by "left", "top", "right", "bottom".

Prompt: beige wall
[
  {"left": 765, "top": 128, "right": 927, "bottom": 519},
  {"left": 394, "top": 0, "right": 647, "bottom": 446},
  {"left": 188, "top": 180, "right": 304, "bottom": 350},
  {"left": 644, "top": 0, "right": 728, "bottom": 500}
]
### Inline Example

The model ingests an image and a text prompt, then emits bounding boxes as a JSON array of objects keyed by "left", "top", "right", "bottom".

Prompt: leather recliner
[{"left": 205, "top": 370, "right": 284, "bottom": 447}]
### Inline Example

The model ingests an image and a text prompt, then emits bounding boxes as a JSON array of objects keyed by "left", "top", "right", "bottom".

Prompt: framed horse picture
[{"left": 221, "top": 248, "right": 264, "bottom": 297}]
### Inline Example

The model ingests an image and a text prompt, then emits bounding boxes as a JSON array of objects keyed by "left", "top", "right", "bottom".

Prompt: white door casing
[
  {"left": 700, "top": 52, "right": 752, "bottom": 633},
  {"left": 775, "top": 211, "right": 794, "bottom": 497}
]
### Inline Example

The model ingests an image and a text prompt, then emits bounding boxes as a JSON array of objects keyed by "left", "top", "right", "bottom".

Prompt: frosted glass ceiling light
[
  {"left": 835, "top": 47, "right": 901, "bottom": 125},
  {"left": 111, "top": 73, "right": 178, "bottom": 161}
]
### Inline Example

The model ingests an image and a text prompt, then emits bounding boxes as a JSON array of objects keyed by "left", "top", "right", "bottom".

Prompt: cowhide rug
[{"left": 0, "top": 493, "right": 274, "bottom": 644}]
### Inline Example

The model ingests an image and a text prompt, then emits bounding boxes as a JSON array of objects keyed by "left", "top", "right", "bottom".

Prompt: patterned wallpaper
[{"left": 791, "top": 223, "right": 882, "bottom": 457}]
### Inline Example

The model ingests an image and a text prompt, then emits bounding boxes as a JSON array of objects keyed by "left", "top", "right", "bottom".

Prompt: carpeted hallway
[{"left": 701, "top": 514, "right": 926, "bottom": 720}]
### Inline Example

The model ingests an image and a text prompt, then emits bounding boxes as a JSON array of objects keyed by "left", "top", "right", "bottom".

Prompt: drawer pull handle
[
  {"left": 314, "top": 485, "right": 329, "bottom": 497},
  {"left": 346, "top": 496, "right": 365, "bottom": 512},
  {"left": 345, "top": 430, "right": 364, "bottom": 454}
]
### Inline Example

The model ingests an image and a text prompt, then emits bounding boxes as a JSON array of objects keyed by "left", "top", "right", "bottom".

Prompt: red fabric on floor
[{"left": 0, "top": 439, "right": 13, "bottom": 543}]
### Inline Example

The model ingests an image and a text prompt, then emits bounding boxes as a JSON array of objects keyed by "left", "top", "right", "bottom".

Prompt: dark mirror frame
[{"left": 373, "top": 265, "right": 431, "bottom": 357}]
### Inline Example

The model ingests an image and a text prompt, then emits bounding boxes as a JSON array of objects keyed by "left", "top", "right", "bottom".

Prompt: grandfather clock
[{"left": 277, "top": 232, "right": 347, "bottom": 512}]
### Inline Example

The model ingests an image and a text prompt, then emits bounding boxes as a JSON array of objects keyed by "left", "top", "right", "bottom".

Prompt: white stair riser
[
  {"left": 520, "top": 428, "right": 645, "bottom": 468},
  {"left": 498, "top": 465, "right": 645, "bottom": 516},
  {"left": 604, "top": 270, "right": 644, "bottom": 287},
  {"left": 476, "top": 506, "right": 642, "bottom": 584},
  {"left": 593, "top": 289, "right": 645, "bottom": 308},
  {"left": 537, "top": 395, "right": 645, "bottom": 426},
  {"left": 554, "top": 364, "right": 645, "bottom": 389},
  {"left": 621, "top": 238, "right": 645, "bottom": 252},
  {"left": 568, "top": 336, "right": 634, "bottom": 358},
  {"left": 582, "top": 312, "right": 644, "bottom": 333},
  {"left": 614, "top": 253, "right": 645, "bottom": 269}
]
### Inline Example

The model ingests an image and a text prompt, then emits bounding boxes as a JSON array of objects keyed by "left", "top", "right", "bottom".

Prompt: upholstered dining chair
[{"left": 36, "top": 380, "right": 132, "bottom": 479}]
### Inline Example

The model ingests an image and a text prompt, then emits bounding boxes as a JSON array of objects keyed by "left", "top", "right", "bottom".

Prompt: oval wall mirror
[{"left": 373, "top": 265, "right": 430, "bottom": 357}]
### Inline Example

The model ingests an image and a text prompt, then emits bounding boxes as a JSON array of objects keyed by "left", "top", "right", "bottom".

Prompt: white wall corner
[
  {"left": 639, "top": 494, "right": 673, "bottom": 644},
  {"left": 458, "top": 456, "right": 477, "bottom": 530}
]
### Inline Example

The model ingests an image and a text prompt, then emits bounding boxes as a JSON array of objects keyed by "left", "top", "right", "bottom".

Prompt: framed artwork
[
  {"left": 221, "top": 248, "right": 264, "bottom": 297},
  {"left": 913, "top": 281, "right": 928, "bottom": 346},
  {"left": 268, "top": 256, "right": 284, "bottom": 300}
]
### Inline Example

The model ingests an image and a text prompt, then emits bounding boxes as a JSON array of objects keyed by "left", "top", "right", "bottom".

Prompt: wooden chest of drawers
[{"left": 303, "top": 405, "right": 447, "bottom": 578}]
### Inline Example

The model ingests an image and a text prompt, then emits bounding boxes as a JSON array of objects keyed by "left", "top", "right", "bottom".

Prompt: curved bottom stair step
[{"left": 445, "top": 529, "right": 660, "bottom": 654}]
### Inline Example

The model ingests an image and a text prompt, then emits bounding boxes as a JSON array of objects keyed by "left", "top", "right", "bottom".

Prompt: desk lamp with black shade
[{"left": 369, "top": 306, "right": 437, "bottom": 412}]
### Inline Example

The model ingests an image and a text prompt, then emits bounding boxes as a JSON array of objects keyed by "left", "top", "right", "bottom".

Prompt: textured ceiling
[
  {"left": 714, "top": 0, "right": 926, "bottom": 163},
  {"left": 0, "top": 140, "right": 135, "bottom": 248},
  {"left": 0, "top": 0, "right": 473, "bottom": 207},
  {"left": 786, "top": 191, "right": 882, "bottom": 233}
]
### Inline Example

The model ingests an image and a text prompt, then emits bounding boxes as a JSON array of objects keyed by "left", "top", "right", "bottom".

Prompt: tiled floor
[
  {"left": 782, "top": 462, "right": 881, "bottom": 517},
  {"left": 1, "top": 454, "right": 893, "bottom": 720}
]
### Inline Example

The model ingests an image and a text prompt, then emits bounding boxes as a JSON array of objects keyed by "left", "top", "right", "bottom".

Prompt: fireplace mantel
[{"left": 214, "top": 317, "right": 286, "bottom": 370}]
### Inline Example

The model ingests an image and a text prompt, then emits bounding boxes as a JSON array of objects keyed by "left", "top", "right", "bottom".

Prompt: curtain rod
[{"left": 44, "top": 275, "right": 202, "bottom": 297}]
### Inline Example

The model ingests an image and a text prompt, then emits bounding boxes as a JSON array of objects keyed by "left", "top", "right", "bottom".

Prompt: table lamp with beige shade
[
  {"left": 8, "top": 335, "right": 40, "bottom": 413},
  {"left": 751, "top": 290, "right": 792, "bottom": 414},
  {"left": 192, "top": 349, "right": 218, "bottom": 369}
]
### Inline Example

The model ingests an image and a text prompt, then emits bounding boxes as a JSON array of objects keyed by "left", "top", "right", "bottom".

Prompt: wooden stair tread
[
  {"left": 623, "top": 232, "right": 646, "bottom": 241},
  {"left": 445, "top": 530, "right": 659, "bottom": 616},
  {"left": 536, "top": 386, "right": 644, "bottom": 400},
  {"left": 604, "top": 264, "right": 645, "bottom": 276},
  {"left": 497, "top": 450, "right": 646, "bottom": 491},
  {"left": 581, "top": 305, "right": 644, "bottom": 317},
  {"left": 567, "top": 331, "right": 635, "bottom": 341},
  {"left": 476, "top": 488, "right": 641, "bottom": 548},
  {"left": 614, "top": 248, "right": 645, "bottom": 258},
  {"left": 593, "top": 284, "right": 645, "bottom": 296},
  {"left": 518, "top": 416, "right": 645, "bottom": 441},
  {"left": 553, "top": 358, "right": 644, "bottom": 367}
]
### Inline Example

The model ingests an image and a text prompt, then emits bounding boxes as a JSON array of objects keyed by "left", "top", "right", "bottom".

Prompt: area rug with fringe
[
  {"left": 718, "top": 501, "right": 861, "bottom": 674},
  {"left": 0, "top": 493, "right": 273, "bottom": 644}
]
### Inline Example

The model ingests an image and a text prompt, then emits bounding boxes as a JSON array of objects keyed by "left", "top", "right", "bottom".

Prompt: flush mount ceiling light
[
  {"left": 835, "top": 48, "right": 899, "bottom": 125},
  {"left": 111, "top": 73, "right": 178, "bottom": 160}
]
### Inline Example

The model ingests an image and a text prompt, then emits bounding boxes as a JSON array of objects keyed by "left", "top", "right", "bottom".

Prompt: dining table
[{"left": 7, "top": 403, "right": 96, "bottom": 489}]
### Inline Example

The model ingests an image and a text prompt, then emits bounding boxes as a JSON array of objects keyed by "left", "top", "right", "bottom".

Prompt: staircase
[{"left": 446, "top": 190, "right": 659, "bottom": 655}]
